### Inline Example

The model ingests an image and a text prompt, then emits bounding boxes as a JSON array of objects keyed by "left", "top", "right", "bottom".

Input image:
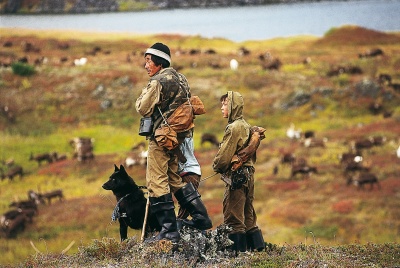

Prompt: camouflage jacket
[{"left": 136, "top": 67, "right": 191, "bottom": 136}]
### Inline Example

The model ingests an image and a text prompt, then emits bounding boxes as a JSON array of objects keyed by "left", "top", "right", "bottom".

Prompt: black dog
[{"left": 102, "top": 164, "right": 160, "bottom": 241}]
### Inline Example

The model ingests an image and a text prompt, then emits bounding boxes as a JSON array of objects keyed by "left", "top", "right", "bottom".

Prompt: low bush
[{"left": 11, "top": 62, "right": 36, "bottom": 76}]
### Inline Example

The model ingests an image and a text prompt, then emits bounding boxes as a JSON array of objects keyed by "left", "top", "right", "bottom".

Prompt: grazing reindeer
[
  {"left": 344, "top": 161, "right": 370, "bottom": 173},
  {"left": 1, "top": 165, "right": 23, "bottom": 181},
  {"left": 303, "top": 137, "right": 327, "bottom": 148},
  {"left": 70, "top": 137, "right": 94, "bottom": 162},
  {"left": 40, "top": 189, "right": 64, "bottom": 205},
  {"left": 126, "top": 142, "right": 148, "bottom": 168},
  {"left": 281, "top": 153, "right": 296, "bottom": 164},
  {"left": 28, "top": 189, "right": 64, "bottom": 205},
  {"left": 358, "top": 48, "right": 383, "bottom": 58},
  {"left": 1, "top": 208, "right": 35, "bottom": 224},
  {"left": 9, "top": 200, "right": 38, "bottom": 213},
  {"left": 51, "top": 152, "right": 67, "bottom": 162},
  {"left": 1, "top": 213, "right": 26, "bottom": 238},
  {"left": 29, "top": 152, "right": 53, "bottom": 166},
  {"left": 339, "top": 150, "right": 362, "bottom": 165},
  {"left": 291, "top": 158, "right": 317, "bottom": 179},
  {"left": 291, "top": 165, "right": 317, "bottom": 179},
  {"left": 351, "top": 139, "right": 374, "bottom": 151},
  {"left": 201, "top": 133, "right": 219, "bottom": 147},
  {"left": 347, "top": 172, "right": 381, "bottom": 190},
  {"left": 303, "top": 130, "right": 315, "bottom": 139}
]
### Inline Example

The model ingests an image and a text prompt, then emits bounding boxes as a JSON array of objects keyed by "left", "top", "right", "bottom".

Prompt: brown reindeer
[
  {"left": 358, "top": 48, "right": 383, "bottom": 58},
  {"left": 339, "top": 151, "right": 362, "bottom": 165},
  {"left": 51, "top": 152, "right": 67, "bottom": 162},
  {"left": 261, "top": 58, "right": 282, "bottom": 70},
  {"left": 303, "top": 137, "right": 327, "bottom": 148},
  {"left": 70, "top": 137, "right": 94, "bottom": 162},
  {"left": 201, "top": 133, "right": 219, "bottom": 147},
  {"left": 344, "top": 161, "right": 370, "bottom": 173},
  {"left": 0, "top": 105, "right": 15, "bottom": 123},
  {"left": 281, "top": 153, "right": 296, "bottom": 164},
  {"left": 1, "top": 208, "right": 35, "bottom": 224},
  {"left": 327, "top": 65, "right": 362, "bottom": 76},
  {"left": 291, "top": 158, "right": 317, "bottom": 179},
  {"left": 1, "top": 213, "right": 26, "bottom": 238},
  {"left": 29, "top": 152, "right": 53, "bottom": 166},
  {"left": 351, "top": 139, "right": 374, "bottom": 151},
  {"left": 291, "top": 165, "right": 317, "bottom": 179},
  {"left": 39, "top": 189, "right": 64, "bottom": 205},
  {"left": 347, "top": 172, "right": 381, "bottom": 190},
  {"left": 9, "top": 200, "right": 38, "bottom": 213},
  {"left": 1, "top": 165, "right": 23, "bottom": 181}
]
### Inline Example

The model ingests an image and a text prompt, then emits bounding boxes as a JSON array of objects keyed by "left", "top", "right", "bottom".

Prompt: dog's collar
[{"left": 111, "top": 193, "right": 131, "bottom": 221}]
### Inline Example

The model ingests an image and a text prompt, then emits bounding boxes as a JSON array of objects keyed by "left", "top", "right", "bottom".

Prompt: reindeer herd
[
  {"left": 0, "top": 137, "right": 96, "bottom": 183},
  {"left": 0, "top": 136, "right": 96, "bottom": 238},
  {"left": 276, "top": 124, "right": 391, "bottom": 190},
  {"left": 1, "top": 189, "right": 64, "bottom": 238}
]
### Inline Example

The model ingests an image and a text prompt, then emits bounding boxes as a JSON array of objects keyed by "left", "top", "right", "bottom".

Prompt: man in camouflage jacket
[{"left": 135, "top": 43, "right": 211, "bottom": 243}]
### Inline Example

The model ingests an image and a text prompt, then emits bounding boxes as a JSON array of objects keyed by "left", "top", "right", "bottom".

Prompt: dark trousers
[{"left": 223, "top": 169, "right": 258, "bottom": 233}]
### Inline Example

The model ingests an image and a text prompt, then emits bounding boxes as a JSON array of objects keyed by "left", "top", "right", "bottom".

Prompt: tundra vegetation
[{"left": 0, "top": 26, "right": 400, "bottom": 267}]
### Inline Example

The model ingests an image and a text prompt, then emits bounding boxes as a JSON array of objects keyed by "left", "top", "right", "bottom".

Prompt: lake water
[{"left": 1, "top": 0, "right": 400, "bottom": 42}]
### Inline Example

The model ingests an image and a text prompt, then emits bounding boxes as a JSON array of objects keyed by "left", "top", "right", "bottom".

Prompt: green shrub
[{"left": 11, "top": 62, "right": 36, "bottom": 76}]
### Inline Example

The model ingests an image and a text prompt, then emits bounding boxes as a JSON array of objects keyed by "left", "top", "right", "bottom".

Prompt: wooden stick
[
  {"left": 61, "top": 240, "right": 75, "bottom": 254},
  {"left": 30, "top": 240, "right": 41, "bottom": 254},
  {"left": 141, "top": 194, "right": 150, "bottom": 242}
]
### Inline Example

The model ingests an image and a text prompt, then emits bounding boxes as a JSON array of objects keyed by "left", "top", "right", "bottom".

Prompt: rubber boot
[
  {"left": 174, "top": 182, "right": 212, "bottom": 230},
  {"left": 246, "top": 228, "right": 265, "bottom": 252},
  {"left": 228, "top": 232, "right": 247, "bottom": 253},
  {"left": 176, "top": 218, "right": 183, "bottom": 230},
  {"left": 149, "top": 193, "right": 180, "bottom": 243}
]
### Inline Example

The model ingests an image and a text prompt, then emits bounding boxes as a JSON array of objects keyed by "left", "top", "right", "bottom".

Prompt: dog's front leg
[{"left": 119, "top": 219, "right": 128, "bottom": 241}]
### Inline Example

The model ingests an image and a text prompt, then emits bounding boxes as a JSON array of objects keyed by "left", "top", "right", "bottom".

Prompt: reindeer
[
  {"left": 1, "top": 208, "right": 35, "bottom": 224},
  {"left": 290, "top": 158, "right": 317, "bottom": 179},
  {"left": 201, "top": 133, "right": 219, "bottom": 147},
  {"left": 358, "top": 48, "right": 383, "bottom": 58},
  {"left": 344, "top": 161, "right": 370, "bottom": 173},
  {"left": 303, "top": 137, "right": 327, "bottom": 148},
  {"left": 51, "top": 152, "right": 67, "bottom": 162},
  {"left": 291, "top": 165, "right": 317, "bottom": 179},
  {"left": 70, "top": 137, "right": 94, "bottom": 162},
  {"left": 39, "top": 189, "right": 64, "bottom": 205},
  {"left": 281, "top": 153, "right": 296, "bottom": 164},
  {"left": 9, "top": 200, "right": 38, "bottom": 213},
  {"left": 261, "top": 58, "right": 282, "bottom": 70},
  {"left": 347, "top": 172, "right": 381, "bottom": 190},
  {"left": 351, "top": 139, "right": 374, "bottom": 151},
  {"left": 28, "top": 189, "right": 64, "bottom": 205},
  {"left": 29, "top": 152, "right": 53, "bottom": 166},
  {"left": 339, "top": 151, "right": 363, "bottom": 166},
  {"left": 1, "top": 213, "right": 26, "bottom": 238},
  {"left": 1, "top": 165, "right": 23, "bottom": 181}
]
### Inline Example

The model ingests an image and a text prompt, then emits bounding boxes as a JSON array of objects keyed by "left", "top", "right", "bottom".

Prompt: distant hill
[{"left": 0, "top": 0, "right": 355, "bottom": 14}]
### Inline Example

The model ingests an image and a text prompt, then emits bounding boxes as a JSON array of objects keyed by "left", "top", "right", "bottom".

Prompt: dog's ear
[
  {"left": 114, "top": 164, "right": 119, "bottom": 171},
  {"left": 120, "top": 165, "right": 126, "bottom": 173}
]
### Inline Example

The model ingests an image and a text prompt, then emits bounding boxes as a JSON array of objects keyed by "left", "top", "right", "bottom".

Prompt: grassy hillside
[{"left": 0, "top": 25, "right": 400, "bottom": 267}]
